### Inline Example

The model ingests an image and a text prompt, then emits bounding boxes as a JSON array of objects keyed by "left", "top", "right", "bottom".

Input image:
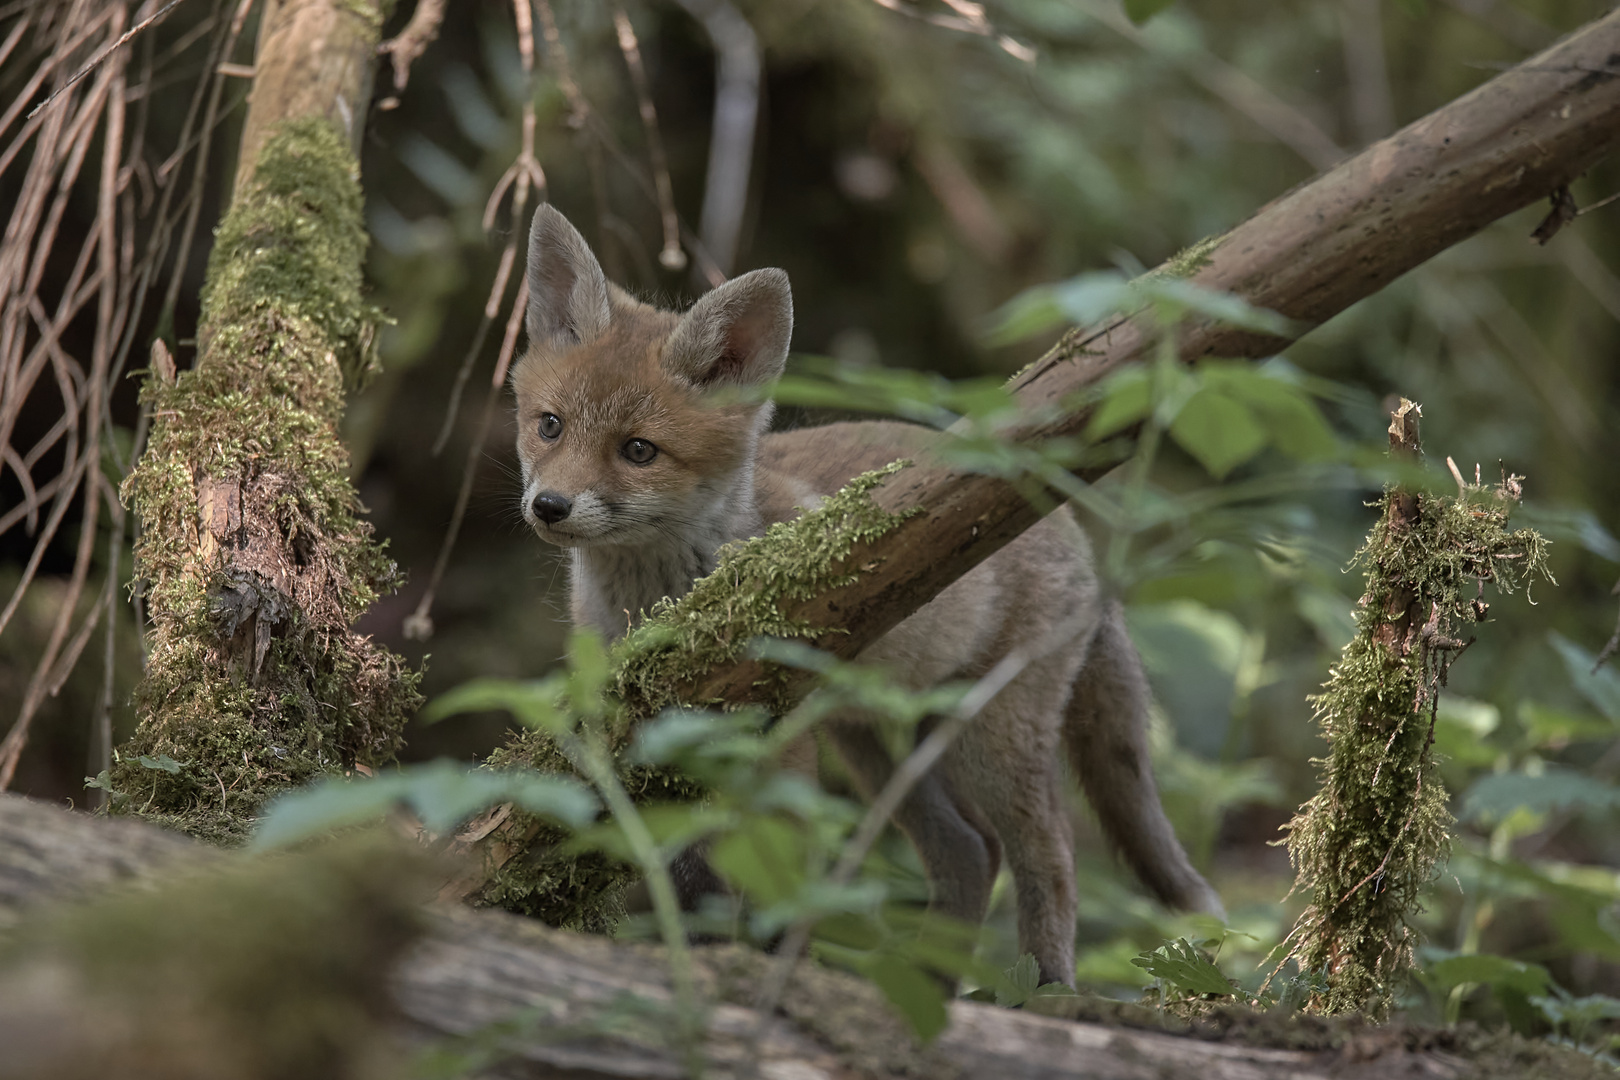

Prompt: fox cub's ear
[
  {"left": 525, "top": 205, "right": 612, "bottom": 349},
  {"left": 663, "top": 269, "right": 792, "bottom": 389}
]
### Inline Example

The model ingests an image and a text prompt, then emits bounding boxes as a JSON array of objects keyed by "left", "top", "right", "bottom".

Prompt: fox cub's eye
[
  {"left": 622, "top": 438, "right": 658, "bottom": 465},
  {"left": 538, "top": 413, "right": 562, "bottom": 441}
]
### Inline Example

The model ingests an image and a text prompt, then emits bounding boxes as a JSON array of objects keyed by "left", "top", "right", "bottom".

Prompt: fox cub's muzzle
[{"left": 532, "top": 491, "right": 573, "bottom": 524}]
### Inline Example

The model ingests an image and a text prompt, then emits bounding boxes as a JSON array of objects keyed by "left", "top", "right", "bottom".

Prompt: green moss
[
  {"left": 335, "top": 0, "right": 390, "bottom": 28},
  {"left": 480, "top": 462, "right": 920, "bottom": 928},
  {"left": 1147, "top": 232, "right": 1224, "bottom": 281},
  {"left": 0, "top": 835, "right": 427, "bottom": 1078},
  {"left": 615, "top": 459, "right": 919, "bottom": 718},
  {"left": 1280, "top": 477, "right": 1551, "bottom": 1017},
  {"left": 116, "top": 118, "right": 419, "bottom": 840}
]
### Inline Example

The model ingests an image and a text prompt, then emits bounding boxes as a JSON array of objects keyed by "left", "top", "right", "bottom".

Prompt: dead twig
[
  {"left": 25, "top": 0, "right": 183, "bottom": 121},
  {"left": 612, "top": 5, "right": 686, "bottom": 271},
  {"left": 376, "top": 0, "right": 445, "bottom": 98}
]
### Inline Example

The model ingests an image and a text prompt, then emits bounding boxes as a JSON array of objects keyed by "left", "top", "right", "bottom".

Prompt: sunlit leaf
[
  {"left": 1169, "top": 389, "right": 1267, "bottom": 478},
  {"left": 1200, "top": 364, "right": 1339, "bottom": 461}
]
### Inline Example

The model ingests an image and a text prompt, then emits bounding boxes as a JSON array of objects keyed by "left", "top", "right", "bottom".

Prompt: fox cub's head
[{"left": 511, "top": 205, "right": 792, "bottom": 549}]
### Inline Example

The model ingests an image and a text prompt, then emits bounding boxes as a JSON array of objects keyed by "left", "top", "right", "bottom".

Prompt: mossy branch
[
  {"left": 457, "top": 463, "right": 919, "bottom": 928},
  {"left": 1276, "top": 401, "right": 1552, "bottom": 1017}
]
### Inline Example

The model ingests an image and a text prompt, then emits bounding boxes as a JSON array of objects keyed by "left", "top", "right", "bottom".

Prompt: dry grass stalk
[{"left": 0, "top": 0, "right": 245, "bottom": 791}]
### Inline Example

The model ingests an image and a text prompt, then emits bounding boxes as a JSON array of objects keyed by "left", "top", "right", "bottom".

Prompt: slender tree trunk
[{"left": 115, "top": 0, "right": 418, "bottom": 841}]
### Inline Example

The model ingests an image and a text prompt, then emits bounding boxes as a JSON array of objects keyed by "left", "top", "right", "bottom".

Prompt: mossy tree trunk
[
  {"left": 1278, "top": 404, "right": 1549, "bottom": 1017},
  {"left": 116, "top": 0, "right": 418, "bottom": 841}
]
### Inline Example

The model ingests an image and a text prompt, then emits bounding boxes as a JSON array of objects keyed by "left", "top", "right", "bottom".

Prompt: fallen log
[{"left": 0, "top": 793, "right": 1605, "bottom": 1080}]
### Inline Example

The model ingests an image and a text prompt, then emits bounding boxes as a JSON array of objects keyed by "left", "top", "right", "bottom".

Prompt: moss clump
[
  {"left": 1279, "top": 412, "right": 1551, "bottom": 1017},
  {"left": 117, "top": 118, "right": 419, "bottom": 841},
  {"left": 1147, "top": 232, "right": 1224, "bottom": 281},
  {"left": 0, "top": 835, "right": 427, "bottom": 1079},
  {"left": 615, "top": 459, "right": 919, "bottom": 718},
  {"left": 481, "top": 462, "right": 919, "bottom": 928}
]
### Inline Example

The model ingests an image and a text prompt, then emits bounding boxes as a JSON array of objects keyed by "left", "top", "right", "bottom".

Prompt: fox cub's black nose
[{"left": 532, "top": 491, "right": 572, "bottom": 524}]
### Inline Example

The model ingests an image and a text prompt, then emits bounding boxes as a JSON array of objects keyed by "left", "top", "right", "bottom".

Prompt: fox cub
[{"left": 511, "top": 204, "right": 1222, "bottom": 985}]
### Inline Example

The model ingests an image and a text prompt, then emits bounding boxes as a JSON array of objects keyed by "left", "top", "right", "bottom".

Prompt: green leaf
[
  {"left": 629, "top": 709, "right": 760, "bottom": 767},
  {"left": 1123, "top": 0, "right": 1178, "bottom": 23},
  {"left": 1433, "top": 697, "right": 1502, "bottom": 768},
  {"left": 1549, "top": 632, "right": 1620, "bottom": 722},
  {"left": 1085, "top": 367, "right": 1152, "bottom": 440},
  {"left": 996, "top": 953, "right": 1041, "bottom": 1007},
  {"left": 709, "top": 816, "right": 809, "bottom": 908},
  {"left": 566, "top": 804, "right": 731, "bottom": 864},
  {"left": 567, "top": 628, "right": 610, "bottom": 717},
  {"left": 1531, "top": 989, "right": 1620, "bottom": 1044},
  {"left": 983, "top": 273, "right": 1136, "bottom": 345},
  {"left": 1130, "top": 939, "right": 1236, "bottom": 997},
  {"left": 1517, "top": 701, "right": 1614, "bottom": 749},
  {"left": 1169, "top": 389, "right": 1267, "bottom": 478},
  {"left": 1051, "top": 273, "right": 1140, "bottom": 325},
  {"left": 421, "top": 675, "right": 571, "bottom": 736},
  {"left": 1133, "top": 277, "right": 1295, "bottom": 336},
  {"left": 864, "top": 953, "right": 949, "bottom": 1042},
  {"left": 137, "top": 753, "right": 185, "bottom": 774},
  {"left": 1461, "top": 766, "right": 1620, "bottom": 824},
  {"left": 1425, "top": 954, "right": 1551, "bottom": 997},
  {"left": 401, "top": 766, "right": 597, "bottom": 835},
  {"left": 252, "top": 760, "right": 599, "bottom": 849},
  {"left": 1199, "top": 363, "right": 1339, "bottom": 461},
  {"left": 505, "top": 773, "right": 602, "bottom": 829},
  {"left": 254, "top": 775, "right": 414, "bottom": 848},
  {"left": 751, "top": 879, "right": 887, "bottom": 937}
]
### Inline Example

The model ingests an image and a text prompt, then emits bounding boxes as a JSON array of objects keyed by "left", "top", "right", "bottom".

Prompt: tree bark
[
  {"left": 115, "top": 0, "right": 417, "bottom": 840},
  {"left": 235, "top": 0, "right": 381, "bottom": 196},
  {"left": 5, "top": 793, "right": 1601, "bottom": 1080}
]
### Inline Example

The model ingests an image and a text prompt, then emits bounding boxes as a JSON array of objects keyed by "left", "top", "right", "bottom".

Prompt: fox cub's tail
[{"left": 1064, "top": 602, "right": 1226, "bottom": 918}]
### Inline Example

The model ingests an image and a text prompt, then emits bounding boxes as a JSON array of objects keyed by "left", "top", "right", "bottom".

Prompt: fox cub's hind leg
[
  {"left": 946, "top": 650, "right": 1083, "bottom": 987},
  {"left": 1065, "top": 602, "right": 1225, "bottom": 918},
  {"left": 825, "top": 722, "right": 1000, "bottom": 938}
]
